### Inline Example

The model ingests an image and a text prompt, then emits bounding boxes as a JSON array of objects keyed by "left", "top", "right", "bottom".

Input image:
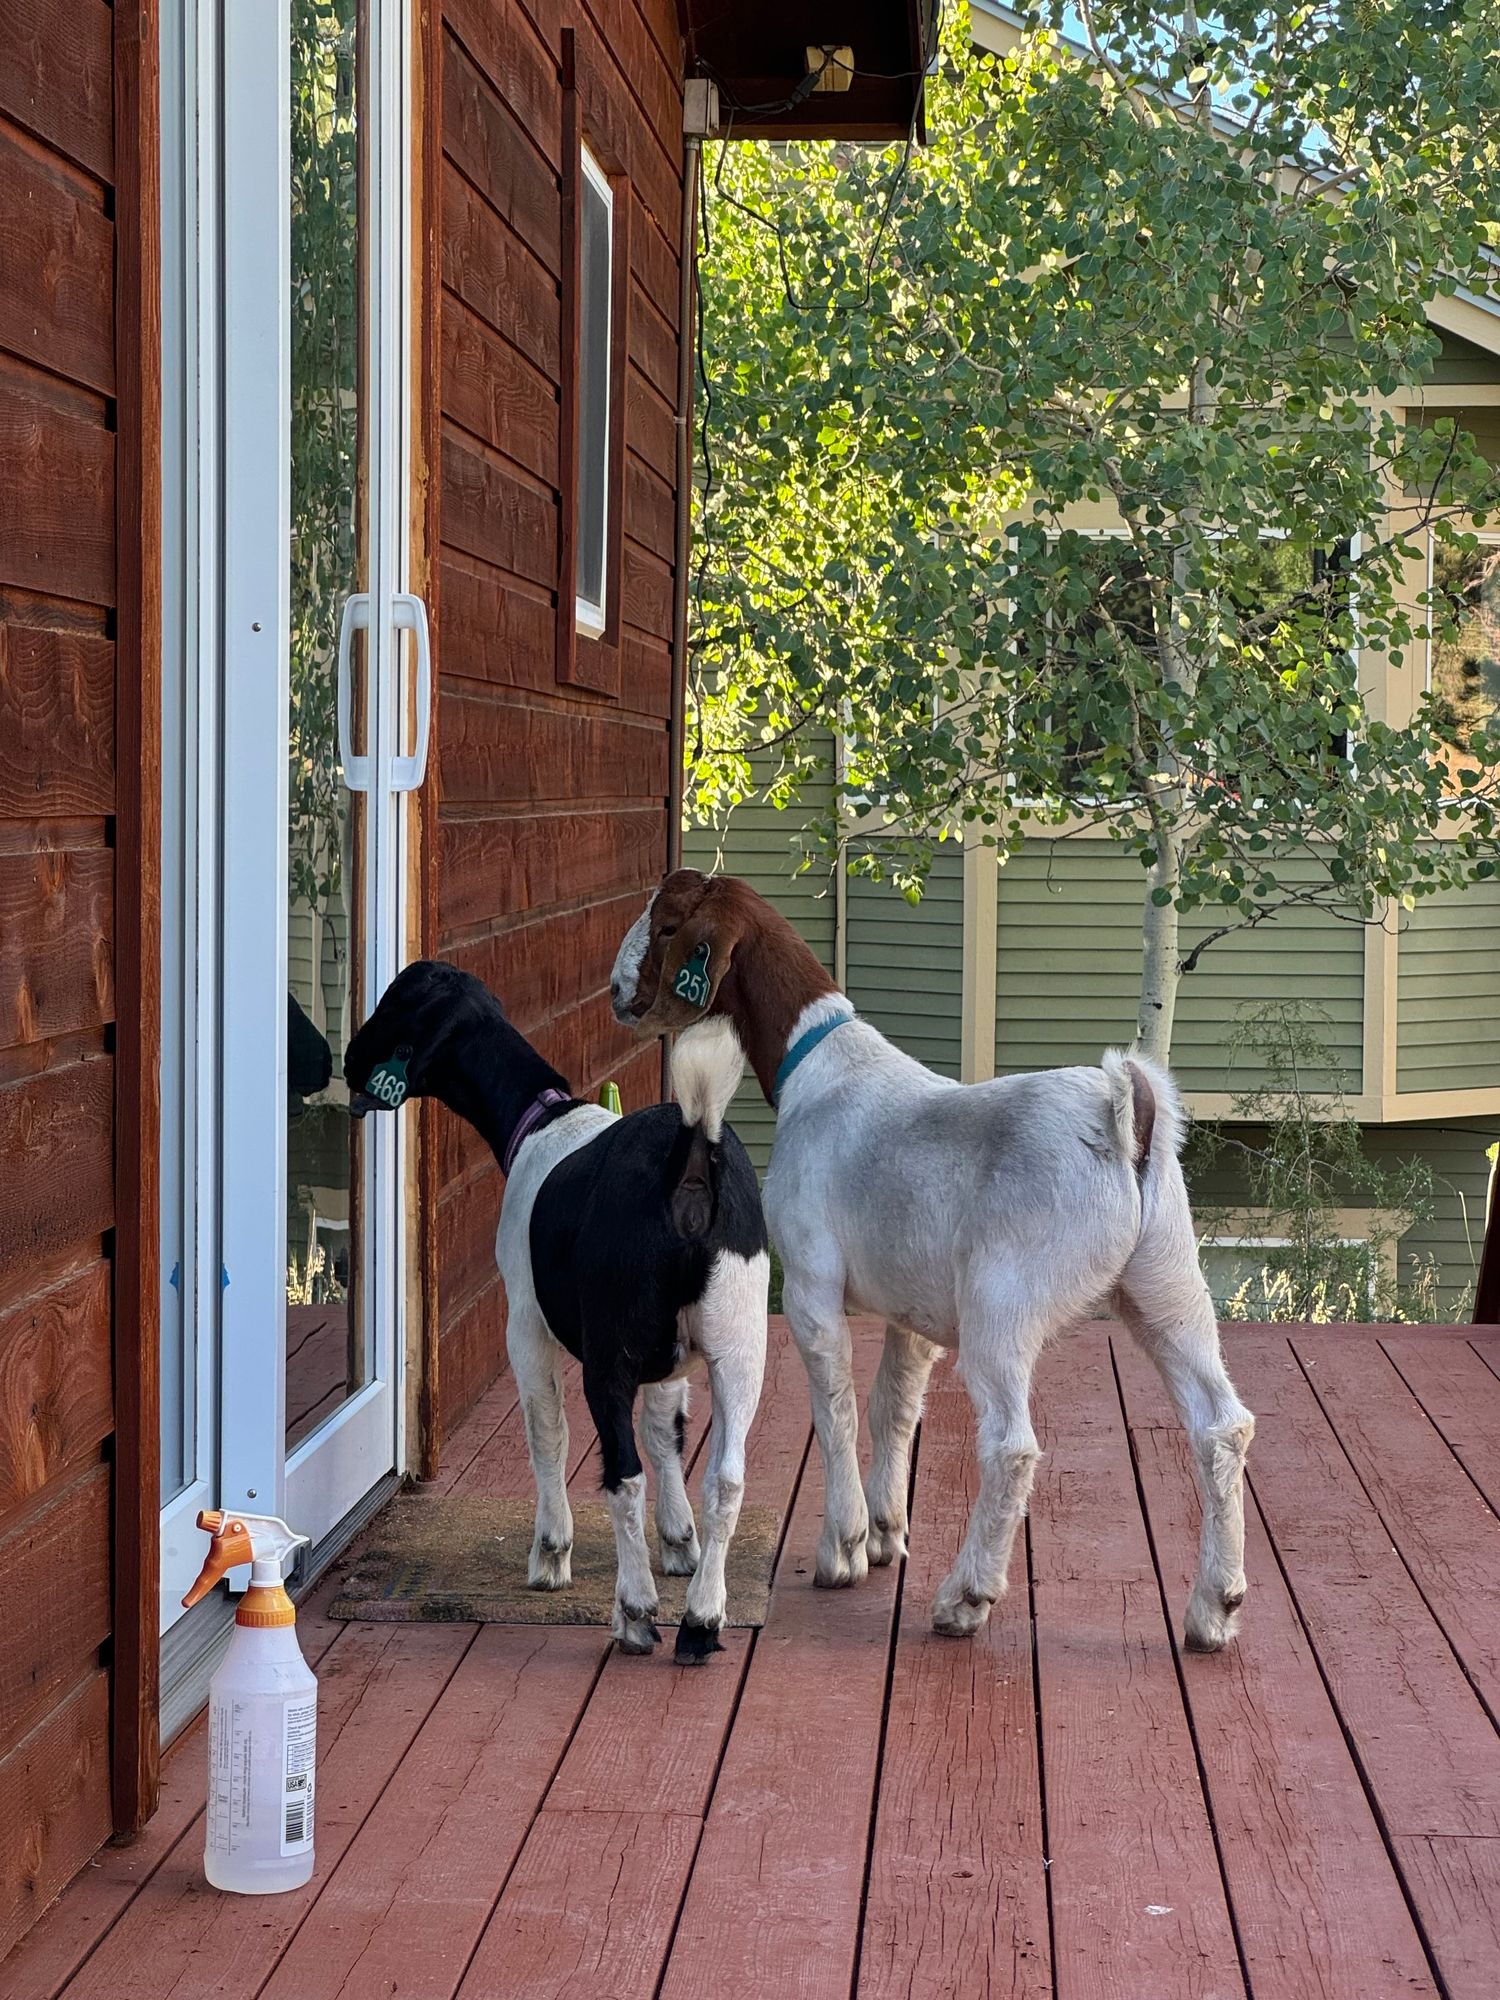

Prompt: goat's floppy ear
[{"left": 639, "top": 892, "right": 745, "bottom": 1032}]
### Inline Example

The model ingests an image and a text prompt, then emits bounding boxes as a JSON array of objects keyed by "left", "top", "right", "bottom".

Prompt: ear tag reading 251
[
  {"left": 672, "top": 942, "right": 712, "bottom": 1010},
  {"left": 363, "top": 1052, "right": 410, "bottom": 1110}
]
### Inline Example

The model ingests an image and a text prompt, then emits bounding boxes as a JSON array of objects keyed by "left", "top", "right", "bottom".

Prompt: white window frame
[{"left": 574, "top": 143, "right": 614, "bottom": 637}]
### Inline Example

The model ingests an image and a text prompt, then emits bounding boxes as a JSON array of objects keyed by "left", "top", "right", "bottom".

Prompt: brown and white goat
[{"left": 611, "top": 870, "right": 1255, "bottom": 1651}]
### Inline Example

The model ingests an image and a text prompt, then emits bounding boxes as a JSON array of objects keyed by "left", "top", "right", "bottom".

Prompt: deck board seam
[
  {"left": 246, "top": 1624, "right": 486, "bottom": 2000},
  {"left": 1289, "top": 1339, "right": 1500, "bottom": 1740},
  {"left": 1379, "top": 1337, "right": 1500, "bottom": 1516},
  {"left": 847, "top": 1421, "right": 920, "bottom": 2000},
  {"left": 648, "top": 1420, "right": 817, "bottom": 2000},
  {"left": 1023, "top": 1510, "right": 1059, "bottom": 2000},
  {"left": 446, "top": 1637, "right": 615, "bottom": 2000},
  {"left": 1241, "top": 1452, "right": 1453, "bottom": 1999},
  {"left": 1109, "top": 1334, "right": 1255, "bottom": 2000}
]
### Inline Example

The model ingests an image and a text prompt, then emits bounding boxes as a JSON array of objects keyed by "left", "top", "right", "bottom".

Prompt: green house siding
[
  {"left": 995, "top": 841, "right": 1364, "bottom": 1095},
  {"left": 683, "top": 744, "right": 837, "bottom": 1170},
  {"left": 1397, "top": 880, "right": 1500, "bottom": 1094},
  {"left": 845, "top": 846, "right": 964, "bottom": 1079},
  {"left": 1426, "top": 327, "right": 1500, "bottom": 386}
]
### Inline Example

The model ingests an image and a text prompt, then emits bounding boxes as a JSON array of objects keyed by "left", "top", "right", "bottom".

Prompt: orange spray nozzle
[{"left": 182, "top": 1510, "right": 256, "bottom": 1608}]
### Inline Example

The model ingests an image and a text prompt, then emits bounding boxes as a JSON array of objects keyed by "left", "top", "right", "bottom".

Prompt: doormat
[{"left": 328, "top": 1493, "right": 782, "bottom": 1629}]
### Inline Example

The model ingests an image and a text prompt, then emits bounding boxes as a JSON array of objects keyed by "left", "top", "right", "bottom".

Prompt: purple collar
[{"left": 501, "top": 1089, "right": 575, "bottom": 1176}]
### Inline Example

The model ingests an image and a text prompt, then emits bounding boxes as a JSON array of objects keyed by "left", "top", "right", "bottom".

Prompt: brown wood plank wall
[
  {"left": 433, "top": 0, "right": 685, "bottom": 1433},
  {"left": 0, "top": 0, "right": 158, "bottom": 1954}
]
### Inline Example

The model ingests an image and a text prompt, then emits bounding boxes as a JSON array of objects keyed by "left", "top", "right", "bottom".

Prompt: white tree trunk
[{"left": 1136, "top": 838, "right": 1182, "bottom": 1065}]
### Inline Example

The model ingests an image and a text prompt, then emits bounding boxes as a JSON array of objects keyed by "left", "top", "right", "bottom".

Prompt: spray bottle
[{"left": 183, "top": 1510, "right": 318, "bottom": 1894}]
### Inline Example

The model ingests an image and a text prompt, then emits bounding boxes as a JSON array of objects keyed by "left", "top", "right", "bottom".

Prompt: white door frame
[
  {"left": 158, "top": 0, "right": 224, "bottom": 1630},
  {"left": 161, "top": 0, "right": 413, "bottom": 1620}
]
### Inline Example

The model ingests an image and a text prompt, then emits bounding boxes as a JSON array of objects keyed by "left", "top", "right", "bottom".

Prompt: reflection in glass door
[{"left": 285, "top": 0, "right": 366, "bottom": 1452}]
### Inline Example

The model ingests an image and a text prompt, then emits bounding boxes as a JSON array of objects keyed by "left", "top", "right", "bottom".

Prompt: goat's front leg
[
  {"left": 678, "top": 1305, "right": 767, "bottom": 1664},
  {"left": 932, "top": 1328, "right": 1041, "bottom": 1638},
  {"left": 641, "top": 1378, "right": 699, "bottom": 1575},
  {"left": 583, "top": 1359, "right": 660, "bottom": 1655},
  {"left": 784, "top": 1271, "right": 868, "bottom": 1589},
  {"left": 507, "top": 1308, "right": 573, "bottom": 1590},
  {"left": 866, "top": 1322, "right": 940, "bottom": 1567}
]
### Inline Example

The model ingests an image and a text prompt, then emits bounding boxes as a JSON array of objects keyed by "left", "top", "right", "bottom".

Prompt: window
[
  {"left": 1428, "top": 532, "right": 1500, "bottom": 790},
  {"left": 1012, "top": 529, "right": 1351, "bottom": 806},
  {"left": 574, "top": 146, "right": 613, "bottom": 636},
  {"left": 557, "top": 27, "right": 627, "bottom": 695}
]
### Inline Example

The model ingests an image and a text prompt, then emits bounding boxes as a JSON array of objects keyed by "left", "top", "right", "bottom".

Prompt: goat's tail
[
  {"left": 667, "top": 1019, "right": 747, "bottom": 1238},
  {"left": 1101, "top": 1048, "right": 1186, "bottom": 1193}
]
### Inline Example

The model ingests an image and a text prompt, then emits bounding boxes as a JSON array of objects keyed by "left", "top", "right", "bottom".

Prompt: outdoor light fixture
[{"left": 806, "top": 44, "right": 855, "bottom": 92}]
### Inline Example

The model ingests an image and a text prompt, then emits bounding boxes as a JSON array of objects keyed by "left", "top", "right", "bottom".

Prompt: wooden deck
[{"left": 8, "top": 1317, "right": 1500, "bottom": 2000}]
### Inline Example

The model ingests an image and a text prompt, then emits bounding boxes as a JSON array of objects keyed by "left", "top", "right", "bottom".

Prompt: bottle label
[{"left": 281, "top": 1697, "right": 317, "bottom": 1856}]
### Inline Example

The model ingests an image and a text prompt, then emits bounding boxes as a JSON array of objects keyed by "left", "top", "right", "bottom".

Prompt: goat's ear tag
[
  {"left": 363, "top": 1054, "right": 409, "bottom": 1109},
  {"left": 599, "top": 1080, "right": 622, "bottom": 1116},
  {"left": 672, "top": 942, "right": 712, "bottom": 1010}
]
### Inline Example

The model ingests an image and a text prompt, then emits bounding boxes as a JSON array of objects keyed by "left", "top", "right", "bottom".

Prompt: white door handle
[
  {"left": 336, "top": 593, "right": 373, "bottom": 791},
  {"left": 389, "top": 592, "right": 432, "bottom": 793}
]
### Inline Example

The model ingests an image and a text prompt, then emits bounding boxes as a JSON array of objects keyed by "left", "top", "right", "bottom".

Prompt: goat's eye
[{"left": 659, "top": 924, "right": 678, "bottom": 940}]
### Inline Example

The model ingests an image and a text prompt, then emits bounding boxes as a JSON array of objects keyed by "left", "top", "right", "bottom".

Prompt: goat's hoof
[
  {"left": 674, "top": 1617, "right": 725, "bottom": 1666},
  {"left": 866, "top": 1516, "right": 908, "bottom": 1567},
  {"left": 814, "top": 1528, "right": 870, "bottom": 1589},
  {"left": 527, "top": 1541, "right": 573, "bottom": 1591},
  {"left": 658, "top": 1530, "right": 701, "bottom": 1577},
  {"left": 613, "top": 1603, "right": 662, "bottom": 1655},
  {"left": 1184, "top": 1580, "right": 1245, "bottom": 1653},
  {"left": 931, "top": 1586, "right": 994, "bottom": 1638}
]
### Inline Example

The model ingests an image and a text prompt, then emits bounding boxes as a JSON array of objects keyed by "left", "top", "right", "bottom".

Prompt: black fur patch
[{"left": 674, "top": 1618, "right": 725, "bottom": 1665}]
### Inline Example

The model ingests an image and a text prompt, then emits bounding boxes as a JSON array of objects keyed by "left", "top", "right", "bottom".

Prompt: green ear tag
[
  {"left": 363, "top": 1054, "right": 409, "bottom": 1110},
  {"left": 672, "top": 942, "right": 712, "bottom": 1010},
  {"left": 599, "top": 1080, "right": 622, "bottom": 1116}
]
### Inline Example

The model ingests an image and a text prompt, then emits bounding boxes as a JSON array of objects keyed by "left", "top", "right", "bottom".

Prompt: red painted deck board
[
  {"left": 1379, "top": 1332, "right": 1500, "bottom": 1516},
  {"left": 1115, "top": 1337, "right": 1440, "bottom": 2000},
  {"left": 7, "top": 1323, "right": 1500, "bottom": 2000},
  {"left": 1232, "top": 1337, "right": 1500, "bottom": 2000},
  {"left": 1293, "top": 1333, "right": 1500, "bottom": 1719},
  {"left": 1028, "top": 1332, "right": 1243, "bottom": 2000},
  {"left": 857, "top": 1354, "right": 1050, "bottom": 2000},
  {"left": 655, "top": 1328, "right": 897, "bottom": 2000}
]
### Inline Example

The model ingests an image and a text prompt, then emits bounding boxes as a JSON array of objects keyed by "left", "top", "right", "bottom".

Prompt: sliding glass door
[{"left": 160, "top": 0, "right": 422, "bottom": 1643}]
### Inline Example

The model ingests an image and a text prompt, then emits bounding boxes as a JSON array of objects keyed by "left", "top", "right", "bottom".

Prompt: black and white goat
[{"left": 345, "top": 960, "right": 769, "bottom": 1662}]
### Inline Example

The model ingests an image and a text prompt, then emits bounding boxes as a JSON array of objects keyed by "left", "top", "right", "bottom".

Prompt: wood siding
[
  {"left": 432, "top": 0, "right": 684, "bottom": 1433},
  {"left": 0, "top": 0, "right": 159, "bottom": 1953},
  {"left": 1397, "top": 879, "right": 1500, "bottom": 1095}
]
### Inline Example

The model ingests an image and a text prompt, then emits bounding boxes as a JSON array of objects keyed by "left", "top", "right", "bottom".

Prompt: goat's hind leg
[
  {"left": 866, "top": 1322, "right": 939, "bottom": 1567},
  {"left": 642, "top": 1378, "right": 699, "bottom": 1575},
  {"left": 1116, "top": 1251, "right": 1254, "bottom": 1653},
  {"left": 931, "top": 1314, "right": 1043, "bottom": 1639},
  {"left": 678, "top": 1316, "right": 765, "bottom": 1664},
  {"left": 507, "top": 1308, "right": 573, "bottom": 1589},
  {"left": 583, "top": 1358, "right": 660, "bottom": 1655},
  {"left": 784, "top": 1268, "right": 869, "bottom": 1588}
]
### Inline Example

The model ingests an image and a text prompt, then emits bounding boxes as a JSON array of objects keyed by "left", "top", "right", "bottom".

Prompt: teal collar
[{"left": 773, "top": 1005, "right": 856, "bottom": 1107}]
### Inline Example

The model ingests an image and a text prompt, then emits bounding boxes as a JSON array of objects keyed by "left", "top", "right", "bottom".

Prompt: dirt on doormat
[{"left": 328, "top": 1493, "right": 783, "bottom": 1627}]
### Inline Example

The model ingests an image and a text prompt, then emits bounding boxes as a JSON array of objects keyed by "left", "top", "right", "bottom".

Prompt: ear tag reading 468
[
  {"left": 364, "top": 1053, "right": 410, "bottom": 1109},
  {"left": 672, "top": 942, "right": 711, "bottom": 1010}
]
